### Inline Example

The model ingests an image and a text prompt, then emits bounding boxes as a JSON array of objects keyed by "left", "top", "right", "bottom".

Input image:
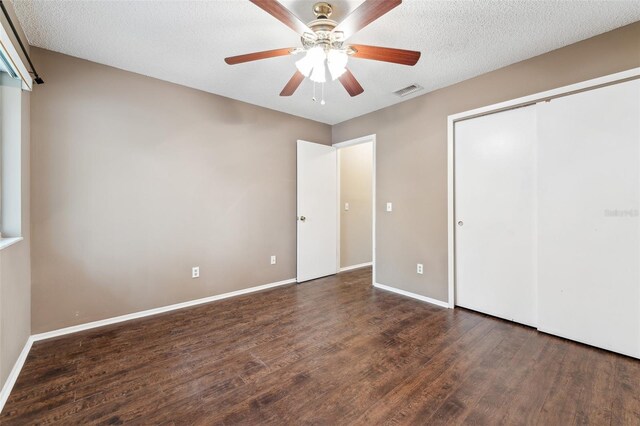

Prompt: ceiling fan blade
[
  {"left": 280, "top": 71, "right": 305, "bottom": 96},
  {"left": 350, "top": 44, "right": 421, "bottom": 66},
  {"left": 250, "top": 0, "right": 314, "bottom": 37},
  {"left": 332, "top": 0, "right": 402, "bottom": 40},
  {"left": 225, "top": 48, "right": 293, "bottom": 65},
  {"left": 338, "top": 68, "right": 364, "bottom": 97}
]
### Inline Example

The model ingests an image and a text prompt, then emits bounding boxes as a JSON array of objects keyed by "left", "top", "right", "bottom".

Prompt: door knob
[
  {"left": 458, "top": 221, "right": 463, "bottom": 226},
  {"left": 299, "top": 216, "right": 306, "bottom": 222}
]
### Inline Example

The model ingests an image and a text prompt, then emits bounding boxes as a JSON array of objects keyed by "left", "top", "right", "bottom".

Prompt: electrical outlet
[
  {"left": 192, "top": 266, "right": 200, "bottom": 278},
  {"left": 417, "top": 263, "right": 424, "bottom": 274},
  {"left": 270, "top": 255, "right": 277, "bottom": 265},
  {"left": 344, "top": 202, "right": 349, "bottom": 211},
  {"left": 386, "top": 202, "right": 393, "bottom": 212}
]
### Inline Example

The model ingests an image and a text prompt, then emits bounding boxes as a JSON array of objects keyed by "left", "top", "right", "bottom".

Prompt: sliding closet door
[
  {"left": 537, "top": 79, "right": 640, "bottom": 358},
  {"left": 455, "top": 105, "right": 537, "bottom": 327}
]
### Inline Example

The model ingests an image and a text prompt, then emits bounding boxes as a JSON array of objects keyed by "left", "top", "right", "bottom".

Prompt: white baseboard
[
  {"left": 0, "top": 277, "right": 296, "bottom": 414},
  {"left": 32, "top": 278, "right": 296, "bottom": 342},
  {"left": 339, "top": 262, "right": 373, "bottom": 272},
  {"left": 0, "top": 336, "right": 34, "bottom": 413},
  {"left": 374, "top": 282, "right": 450, "bottom": 309}
]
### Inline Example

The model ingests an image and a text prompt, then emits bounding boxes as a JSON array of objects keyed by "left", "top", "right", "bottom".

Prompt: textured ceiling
[{"left": 13, "top": 0, "right": 640, "bottom": 124}]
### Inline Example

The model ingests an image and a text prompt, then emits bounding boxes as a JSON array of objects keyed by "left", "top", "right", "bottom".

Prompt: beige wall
[
  {"left": 0, "top": 0, "right": 31, "bottom": 388},
  {"left": 27, "top": 22, "right": 640, "bottom": 331},
  {"left": 332, "top": 22, "right": 640, "bottom": 302},
  {"left": 30, "top": 48, "right": 331, "bottom": 333},
  {"left": 339, "top": 142, "right": 372, "bottom": 268}
]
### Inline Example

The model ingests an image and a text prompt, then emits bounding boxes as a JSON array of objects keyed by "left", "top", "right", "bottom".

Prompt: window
[{"left": 0, "top": 49, "right": 23, "bottom": 244}]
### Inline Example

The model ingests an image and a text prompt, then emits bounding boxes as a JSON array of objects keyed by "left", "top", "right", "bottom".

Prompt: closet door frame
[{"left": 446, "top": 67, "right": 640, "bottom": 309}]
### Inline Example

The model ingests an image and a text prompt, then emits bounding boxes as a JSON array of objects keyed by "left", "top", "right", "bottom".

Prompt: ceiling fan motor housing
[{"left": 302, "top": 2, "right": 344, "bottom": 50}]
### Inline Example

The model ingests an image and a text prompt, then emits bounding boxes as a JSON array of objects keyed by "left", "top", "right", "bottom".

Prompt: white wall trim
[
  {"left": 339, "top": 262, "right": 373, "bottom": 272},
  {"left": 0, "top": 336, "right": 34, "bottom": 413},
  {"left": 0, "top": 277, "right": 296, "bottom": 413},
  {"left": 374, "top": 282, "right": 449, "bottom": 309},
  {"left": 0, "top": 277, "right": 296, "bottom": 412},
  {"left": 0, "top": 236, "right": 22, "bottom": 251},
  {"left": 447, "top": 67, "right": 640, "bottom": 310},
  {"left": 31, "top": 278, "right": 296, "bottom": 342},
  {"left": 333, "top": 134, "right": 376, "bottom": 285}
]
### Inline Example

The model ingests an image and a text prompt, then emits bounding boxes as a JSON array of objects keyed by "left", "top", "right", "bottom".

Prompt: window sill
[{"left": 0, "top": 237, "right": 22, "bottom": 251}]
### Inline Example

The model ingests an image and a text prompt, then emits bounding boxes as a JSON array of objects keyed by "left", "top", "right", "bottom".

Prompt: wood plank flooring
[{"left": 2, "top": 267, "right": 639, "bottom": 424}]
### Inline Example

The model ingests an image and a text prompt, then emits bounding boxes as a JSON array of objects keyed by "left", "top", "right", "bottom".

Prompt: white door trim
[
  {"left": 333, "top": 134, "right": 376, "bottom": 285},
  {"left": 447, "top": 67, "right": 640, "bottom": 309}
]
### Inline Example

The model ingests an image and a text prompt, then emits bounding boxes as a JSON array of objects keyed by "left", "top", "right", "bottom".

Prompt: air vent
[{"left": 393, "top": 84, "right": 423, "bottom": 97}]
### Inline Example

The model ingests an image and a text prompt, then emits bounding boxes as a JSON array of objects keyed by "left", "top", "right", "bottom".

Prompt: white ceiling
[{"left": 13, "top": 0, "right": 640, "bottom": 124}]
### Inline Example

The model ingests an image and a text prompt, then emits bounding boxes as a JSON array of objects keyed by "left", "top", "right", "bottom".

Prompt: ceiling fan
[{"left": 224, "top": 0, "right": 421, "bottom": 99}]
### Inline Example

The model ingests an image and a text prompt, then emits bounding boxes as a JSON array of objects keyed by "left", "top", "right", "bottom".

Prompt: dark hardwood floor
[{"left": 2, "top": 267, "right": 639, "bottom": 425}]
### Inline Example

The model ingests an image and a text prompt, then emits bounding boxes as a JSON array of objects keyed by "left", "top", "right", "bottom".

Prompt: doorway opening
[
  {"left": 334, "top": 135, "right": 376, "bottom": 284},
  {"left": 296, "top": 135, "right": 376, "bottom": 284}
]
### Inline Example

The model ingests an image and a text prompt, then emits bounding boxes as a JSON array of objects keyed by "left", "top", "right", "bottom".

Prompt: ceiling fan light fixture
[
  {"left": 327, "top": 49, "right": 348, "bottom": 80},
  {"left": 295, "top": 55, "right": 313, "bottom": 77},
  {"left": 296, "top": 46, "right": 325, "bottom": 78}
]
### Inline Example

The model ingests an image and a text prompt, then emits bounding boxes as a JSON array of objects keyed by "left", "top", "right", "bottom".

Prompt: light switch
[
  {"left": 386, "top": 202, "right": 393, "bottom": 212},
  {"left": 344, "top": 202, "right": 349, "bottom": 211}
]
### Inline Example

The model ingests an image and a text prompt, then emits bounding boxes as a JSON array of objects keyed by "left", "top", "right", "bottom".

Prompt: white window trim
[
  {"left": 0, "top": 19, "right": 29, "bottom": 250},
  {"left": 0, "top": 20, "right": 31, "bottom": 90},
  {"left": 0, "top": 236, "right": 21, "bottom": 250}
]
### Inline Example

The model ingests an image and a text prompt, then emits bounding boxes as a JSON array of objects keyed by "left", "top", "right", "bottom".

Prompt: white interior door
[
  {"left": 537, "top": 80, "right": 640, "bottom": 358},
  {"left": 297, "top": 140, "right": 337, "bottom": 283},
  {"left": 455, "top": 105, "right": 538, "bottom": 327}
]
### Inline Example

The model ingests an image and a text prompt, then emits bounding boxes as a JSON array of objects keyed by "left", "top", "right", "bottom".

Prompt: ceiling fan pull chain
[
  {"left": 321, "top": 82, "right": 326, "bottom": 105},
  {"left": 312, "top": 81, "right": 317, "bottom": 102}
]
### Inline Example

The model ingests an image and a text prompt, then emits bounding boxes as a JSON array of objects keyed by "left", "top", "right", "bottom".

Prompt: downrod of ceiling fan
[{"left": 313, "top": 2, "right": 333, "bottom": 19}]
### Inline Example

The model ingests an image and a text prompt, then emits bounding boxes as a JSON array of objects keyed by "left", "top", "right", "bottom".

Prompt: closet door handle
[{"left": 458, "top": 221, "right": 464, "bottom": 226}]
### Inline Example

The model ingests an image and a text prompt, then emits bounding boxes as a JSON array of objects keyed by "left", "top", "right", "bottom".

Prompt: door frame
[
  {"left": 447, "top": 67, "right": 640, "bottom": 309},
  {"left": 333, "top": 134, "right": 376, "bottom": 285}
]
